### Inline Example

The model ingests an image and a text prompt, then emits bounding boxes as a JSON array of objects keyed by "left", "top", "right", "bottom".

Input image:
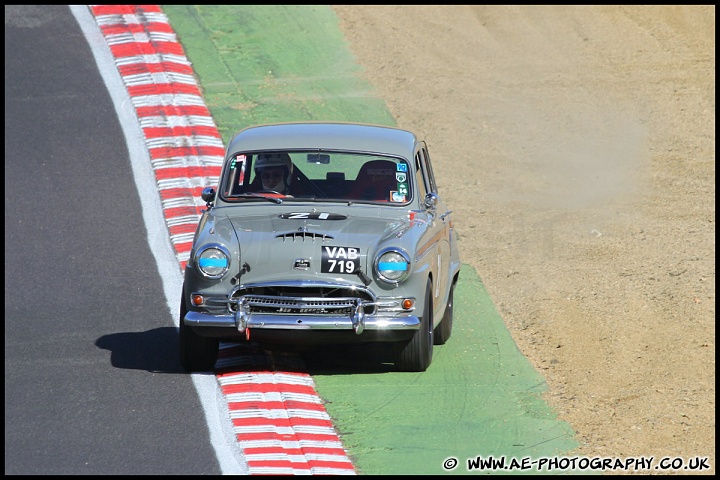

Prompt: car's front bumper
[
  {"left": 184, "top": 310, "right": 420, "bottom": 332},
  {"left": 184, "top": 280, "right": 422, "bottom": 343}
]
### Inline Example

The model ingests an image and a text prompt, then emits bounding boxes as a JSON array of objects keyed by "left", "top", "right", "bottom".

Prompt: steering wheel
[{"left": 256, "top": 189, "right": 284, "bottom": 195}]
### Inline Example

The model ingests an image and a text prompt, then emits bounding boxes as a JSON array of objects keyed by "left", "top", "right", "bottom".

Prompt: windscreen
[{"left": 220, "top": 151, "right": 411, "bottom": 204}]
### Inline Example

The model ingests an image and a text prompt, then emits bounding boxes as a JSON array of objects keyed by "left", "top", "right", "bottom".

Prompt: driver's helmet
[{"left": 254, "top": 152, "right": 293, "bottom": 187}]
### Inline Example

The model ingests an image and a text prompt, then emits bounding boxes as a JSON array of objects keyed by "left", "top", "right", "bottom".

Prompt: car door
[{"left": 415, "top": 143, "right": 453, "bottom": 321}]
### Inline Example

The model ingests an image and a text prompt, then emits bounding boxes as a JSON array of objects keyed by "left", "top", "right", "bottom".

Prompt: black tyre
[
  {"left": 395, "top": 279, "right": 434, "bottom": 372},
  {"left": 178, "top": 285, "right": 219, "bottom": 372},
  {"left": 433, "top": 281, "right": 454, "bottom": 345}
]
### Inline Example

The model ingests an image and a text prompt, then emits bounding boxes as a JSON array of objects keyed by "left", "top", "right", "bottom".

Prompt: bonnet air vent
[{"left": 276, "top": 231, "right": 334, "bottom": 242}]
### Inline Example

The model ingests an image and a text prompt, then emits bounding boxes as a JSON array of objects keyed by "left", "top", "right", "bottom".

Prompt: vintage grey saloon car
[{"left": 179, "top": 122, "right": 461, "bottom": 372}]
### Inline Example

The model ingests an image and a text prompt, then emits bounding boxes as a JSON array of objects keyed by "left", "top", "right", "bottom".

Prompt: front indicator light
[
  {"left": 191, "top": 294, "right": 204, "bottom": 306},
  {"left": 402, "top": 298, "right": 414, "bottom": 310}
]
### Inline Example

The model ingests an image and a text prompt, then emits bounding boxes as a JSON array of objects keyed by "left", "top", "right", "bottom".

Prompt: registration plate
[{"left": 321, "top": 246, "right": 361, "bottom": 274}]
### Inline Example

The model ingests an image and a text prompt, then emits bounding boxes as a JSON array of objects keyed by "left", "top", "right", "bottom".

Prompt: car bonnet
[{"left": 222, "top": 209, "right": 410, "bottom": 280}]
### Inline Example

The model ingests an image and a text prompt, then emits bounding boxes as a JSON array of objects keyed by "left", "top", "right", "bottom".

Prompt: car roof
[{"left": 226, "top": 122, "right": 419, "bottom": 158}]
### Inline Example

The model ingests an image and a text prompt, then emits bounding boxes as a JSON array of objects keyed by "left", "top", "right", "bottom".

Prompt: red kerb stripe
[
  {"left": 91, "top": 5, "right": 163, "bottom": 16},
  {"left": 128, "top": 83, "right": 201, "bottom": 97},
  {"left": 110, "top": 42, "right": 185, "bottom": 58},
  {"left": 153, "top": 166, "right": 222, "bottom": 180},
  {"left": 149, "top": 147, "right": 225, "bottom": 161},
  {"left": 135, "top": 105, "right": 212, "bottom": 118},
  {"left": 243, "top": 446, "right": 351, "bottom": 457},
  {"left": 118, "top": 62, "right": 194, "bottom": 76},
  {"left": 235, "top": 432, "right": 346, "bottom": 443},
  {"left": 227, "top": 401, "right": 326, "bottom": 412},
  {"left": 221, "top": 383, "right": 318, "bottom": 396},
  {"left": 143, "top": 126, "right": 221, "bottom": 139},
  {"left": 99, "top": 23, "right": 174, "bottom": 36}
]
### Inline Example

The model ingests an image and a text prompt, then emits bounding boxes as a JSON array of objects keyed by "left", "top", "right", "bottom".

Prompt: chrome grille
[{"left": 229, "top": 282, "right": 375, "bottom": 315}]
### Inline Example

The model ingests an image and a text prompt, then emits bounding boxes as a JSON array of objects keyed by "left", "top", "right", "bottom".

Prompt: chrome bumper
[{"left": 183, "top": 310, "right": 421, "bottom": 334}]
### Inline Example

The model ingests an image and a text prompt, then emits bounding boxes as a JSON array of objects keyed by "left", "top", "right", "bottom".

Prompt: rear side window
[
  {"left": 414, "top": 151, "right": 428, "bottom": 199},
  {"left": 418, "top": 144, "right": 437, "bottom": 194}
]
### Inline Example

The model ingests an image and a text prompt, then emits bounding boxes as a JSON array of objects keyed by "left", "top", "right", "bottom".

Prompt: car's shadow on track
[
  {"left": 95, "top": 326, "right": 187, "bottom": 374},
  {"left": 297, "top": 343, "right": 397, "bottom": 375},
  {"left": 97, "top": 328, "right": 397, "bottom": 375},
  {"left": 216, "top": 341, "right": 398, "bottom": 376}
]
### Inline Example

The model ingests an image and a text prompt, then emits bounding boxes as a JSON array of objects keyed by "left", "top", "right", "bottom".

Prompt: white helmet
[{"left": 254, "top": 153, "right": 293, "bottom": 187}]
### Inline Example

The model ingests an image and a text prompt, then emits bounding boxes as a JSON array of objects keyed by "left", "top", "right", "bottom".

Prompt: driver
[{"left": 254, "top": 153, "right": 294, "bottom": 194}]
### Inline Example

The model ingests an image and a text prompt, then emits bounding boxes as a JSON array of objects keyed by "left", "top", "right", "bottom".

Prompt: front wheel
[
  {"left": 178, "top": 286, "right": 219, "bottom": 372},
  {"left": 394, "top": 279, "right": 434, "bottom": 372},
  {"left": 433, "top": 281, "right": 454, "bottom": 345}
]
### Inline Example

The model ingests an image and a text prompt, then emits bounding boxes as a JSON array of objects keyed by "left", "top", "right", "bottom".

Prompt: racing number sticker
[{"left": 321, "top": 246, "right": 360, "bottom": 274}]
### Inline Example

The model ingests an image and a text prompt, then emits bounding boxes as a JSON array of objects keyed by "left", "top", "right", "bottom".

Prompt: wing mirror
[
  {"left": 201, "top": 187, "right": 216, "bottom": 209},
  {"left": 424, "top": 192, "right": 438, "bottom": 210}
]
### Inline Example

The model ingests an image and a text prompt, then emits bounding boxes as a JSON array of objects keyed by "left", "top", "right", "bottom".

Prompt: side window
[
  {"left": 224, "top": 154, "right": 249, "bottom": 196},
  {"left": 415, "top": 152, "right": 428, "bottom": 199}
]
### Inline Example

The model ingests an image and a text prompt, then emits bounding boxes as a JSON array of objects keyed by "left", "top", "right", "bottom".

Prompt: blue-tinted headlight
[
  {"left": 196, "top": 244, "right": 230, "bottom": 279},
  {"left": 375, "top": 248, "right": 411, "bottom": 284}
]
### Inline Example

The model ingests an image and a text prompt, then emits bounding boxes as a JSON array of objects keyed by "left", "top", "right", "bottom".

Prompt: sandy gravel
[{"left": 332, "top": 5, "right": 715, "bottom": 474}]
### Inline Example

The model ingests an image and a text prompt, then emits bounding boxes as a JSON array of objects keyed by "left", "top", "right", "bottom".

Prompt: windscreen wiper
[{"left": 230, "top": 193, "right": 283, "bottom": 204}]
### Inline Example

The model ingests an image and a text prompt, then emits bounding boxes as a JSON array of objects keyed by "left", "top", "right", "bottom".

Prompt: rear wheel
[
  {"left": 433, "top": 281, "right": 454, "bottom": 345},
  {"left": 395, "top": 279, "right": 434, "bottom": 372},
  {"left": 178, "top": 285, "right": 219, "bottom": 372}
]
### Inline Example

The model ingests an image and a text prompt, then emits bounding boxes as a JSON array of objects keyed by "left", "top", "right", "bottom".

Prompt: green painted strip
[
  {"left": 163, "top": 5, "right": 580, "bottom": 475},
  {"left": 305, "top": 265, "right": 580, "bottom": 474},
  {"left": 163, "top": 5, "right": 394, "bottom": 145}
]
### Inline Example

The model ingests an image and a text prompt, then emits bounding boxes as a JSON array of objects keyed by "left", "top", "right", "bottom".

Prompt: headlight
[
  {"left": 196, "top": 244, "right": 231, "bottom": 279},
  {"left": 374, "top": 248, "right": 411, "bottom": 284}
]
